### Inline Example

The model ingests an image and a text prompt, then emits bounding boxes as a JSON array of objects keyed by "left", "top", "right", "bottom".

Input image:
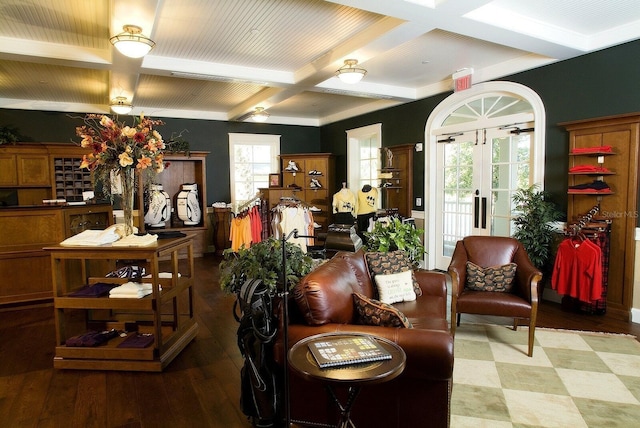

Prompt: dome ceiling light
[
  {"left": 110, "top": 25, "right": 156, "bottom": 58},
  {"left": 335, "top": 59, "right": 367, "bottom": 84},
  {"left": 110, "top": 96, "right": 133, "bottom": 115},
  {"left": 251, "top": 107, "right": 270, "bottom": 122}
]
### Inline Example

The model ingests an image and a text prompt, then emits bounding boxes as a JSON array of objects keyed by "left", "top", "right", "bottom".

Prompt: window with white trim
[
  {"left": 347, "top": 123, "right": 382, "bottom": 195},
  {"left": 229, "top": 133, "right": 280, "bottom": 210}
]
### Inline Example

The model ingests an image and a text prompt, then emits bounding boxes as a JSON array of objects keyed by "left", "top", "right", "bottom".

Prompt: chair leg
[
  {"left": 450, "top": 308, "right": 457, "bottom": 336},
  {"left": 513, "top": 318, "right": 518, "bottom": 331},
  {"left": 528, "top": 319, "right": 535, "bottom": 357}
]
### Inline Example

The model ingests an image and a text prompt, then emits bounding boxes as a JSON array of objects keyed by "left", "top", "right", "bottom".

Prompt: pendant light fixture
[
  {"left": 335, "top": 59, "right": 367, "bottom": 84},
  {"left": 110, "top": 96, "right": 133, "bottom": 115},
  {"left": 251, "top": 107, "right": 270, "bottom": 122},
  {"left": 110, "top": 25, "right": 156, "bottom": 58}
]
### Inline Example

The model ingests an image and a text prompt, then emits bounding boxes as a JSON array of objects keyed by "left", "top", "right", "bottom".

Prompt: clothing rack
[
  {"left": 559, "top": 204, "right": 611, "bottom": 315},
  {"left": 234, "top": 192, "right": 263, "bottom": 215}
]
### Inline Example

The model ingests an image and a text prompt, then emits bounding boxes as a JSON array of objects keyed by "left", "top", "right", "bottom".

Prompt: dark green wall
[
  {"left": 321, "top": 39, "right": 640, "bottom": 216},
  {"left": 0, "top": 110, "right": 321, "bottom": 204}
]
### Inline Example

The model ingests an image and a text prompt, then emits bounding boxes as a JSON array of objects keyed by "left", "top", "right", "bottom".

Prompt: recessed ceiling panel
[
  {"left": 363, "top": 29, "right": 530, "bottom": 87},
  {"left": 269, "top": 91, "right": 393, "bottom": 118},
  {"left": 154, "top": 0, "right": 383, "bottom": 70},
  {"left": 0, "top": 0, "right": 109, "bottom": 48},
  {"left": 488, "top": 0, "right": 640, "bottom": 35},
  {"left": 0, "top": 60, "right": 107, "bottom": 103},
  {"left": 135, "top": 74, "right": 266, "bottom": 110}
]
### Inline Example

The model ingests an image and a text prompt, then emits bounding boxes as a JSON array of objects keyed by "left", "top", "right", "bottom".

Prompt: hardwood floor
[{"left": 0, "top": 254, "right": 638, "bottom": 427}]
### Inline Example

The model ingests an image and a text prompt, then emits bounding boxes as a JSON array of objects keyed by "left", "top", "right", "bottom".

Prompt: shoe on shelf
[
  {"left": 310, "top": 178, "right": 322, "bottom": 188},
  {"left": 308, "top": 170, "right": 322, "bottom": 175},
  {"left": 382, "top": 182, "right": 393, "bottom": 188},
  {"left": 285, "top": 160, "right": 299, "bottom": 172},
  {"left": 309, "top": 206, "right": 321, "bottom": 212},
  {"left": 313, "top": 222, "right": 322, "bottom": 229},
  {"left": 288, "top": 183, "right": 301, "bottom": 189}
]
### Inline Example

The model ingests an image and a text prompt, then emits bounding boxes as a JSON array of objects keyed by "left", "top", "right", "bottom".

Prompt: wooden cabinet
[
  {"left": 278, "top": 153, "right": 335, "bottom": 231},
  {"left": 380, "top": 144, "right": 414, "bottom": 218},
  {"left": 0, "top": 154, "right": 18, "bottom": 185},
  {"left": 17, "top": 153, "right": 50, "bottom": 186},
  {"left": 561, "top": 113, "right": 640, "bottom": 320},
  {"left": 0, "top": 204, "right": 113, "bottom": 305},
  {"left": 0, "top": 143, "right": 95, "bottom": 205},
  {"left": 45, "top": 236, "right": 197, "bottom": 371},
  {"left": 141, "top": 151, "right": 209, "bottom": 257}
]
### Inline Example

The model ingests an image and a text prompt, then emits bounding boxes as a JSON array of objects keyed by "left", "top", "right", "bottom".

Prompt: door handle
[
  {"left": 481, "top": 197, "right": 487, "bottom": 229},
  {"left": 474, "top": 193, "right": 480, "bottom": 228}
]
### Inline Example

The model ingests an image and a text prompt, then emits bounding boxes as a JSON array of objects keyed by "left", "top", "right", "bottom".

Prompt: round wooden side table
[{"left": 288, "top": 332, "right": 406, "bottom": 428}]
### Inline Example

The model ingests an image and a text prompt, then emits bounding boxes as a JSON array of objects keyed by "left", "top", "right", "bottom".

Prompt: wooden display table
[{"left": 44, "top": 236, "right": 198, "bottom": 371}]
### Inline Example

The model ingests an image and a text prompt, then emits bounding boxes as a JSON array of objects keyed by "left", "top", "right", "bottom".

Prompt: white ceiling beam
[{"left": 108, "top": 0, "right": 161, "bottom": 106}]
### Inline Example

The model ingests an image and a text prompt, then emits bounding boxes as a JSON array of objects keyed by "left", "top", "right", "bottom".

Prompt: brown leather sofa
[{"left": 274, "top": 250, "right": 454, "bottom": 428}]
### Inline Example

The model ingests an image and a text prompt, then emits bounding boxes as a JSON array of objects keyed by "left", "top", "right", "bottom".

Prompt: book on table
[{"left": 308, "top": 336, "right": 392, "bottom": 368}]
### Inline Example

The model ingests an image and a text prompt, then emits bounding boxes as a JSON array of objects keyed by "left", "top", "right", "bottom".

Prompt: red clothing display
[{"left": 552, "top": 238, "right": 603, "bottom": 303}]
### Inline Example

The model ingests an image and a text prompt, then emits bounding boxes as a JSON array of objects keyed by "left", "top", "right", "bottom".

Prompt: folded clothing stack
[
  {"left": 109, "top": 281, "right": 159, "bottom": 298},
  {"left": 65, "top": 329, "right": 120, "bottom": 347},
  {"left": 568, "top": 180, "right": 612, "bottom": 193},
  {"left": 571, "top": 145, "right": 612, "bottom": 154},
  {"left": 68, "top": 282, "right": 118, "bottom": 298},
  {"left": 569, "top": 165, "right": 612, "bottom": 173}
]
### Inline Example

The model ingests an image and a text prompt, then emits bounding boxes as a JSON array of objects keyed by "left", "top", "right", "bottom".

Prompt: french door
[{"left": 434, "top": 126, "right": 533, "bottom": 269}]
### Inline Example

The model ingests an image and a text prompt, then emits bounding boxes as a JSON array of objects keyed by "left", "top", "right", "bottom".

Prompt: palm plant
[{"left": 512, "top": 184, "right": 562, "bottom": 271}]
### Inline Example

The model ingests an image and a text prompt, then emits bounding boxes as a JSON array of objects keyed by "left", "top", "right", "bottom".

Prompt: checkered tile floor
[{"left": 451, "top": 324, "right": 640, "bottom": 427}]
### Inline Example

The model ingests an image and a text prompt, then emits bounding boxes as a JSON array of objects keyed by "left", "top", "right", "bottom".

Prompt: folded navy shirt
[
  {"left": 65, "top": 329, "right": 119, "bottom": 347},
  {"left": 117, "top": 333, "right": 155, "bottom": 348},
  {"left": 68, "top": 282, "right": 118, "bottom": 297}
]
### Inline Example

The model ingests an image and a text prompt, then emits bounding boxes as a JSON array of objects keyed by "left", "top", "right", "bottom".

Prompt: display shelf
[
  {"left": 561, "top": 113, "right": 640, "bottom": 321},
  {"left": 568, "top": 151, "right": 615, "bottom": 156},
  {"left": 45, "top": 236, "right": 197, "bottom": 371},
  {"left": 53, "top": 157, "right": 92, "bottom": 201}
]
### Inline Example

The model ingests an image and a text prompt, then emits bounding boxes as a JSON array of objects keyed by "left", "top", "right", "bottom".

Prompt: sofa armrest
[
  {"left": 414, "top": 270, "right": 447, "bottom": 299},
  {"left": 276, "top": 323, "right": 454, "bottom": 382}
]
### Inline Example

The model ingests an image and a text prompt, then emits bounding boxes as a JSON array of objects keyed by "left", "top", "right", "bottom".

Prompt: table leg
[{"left": 325, "top": 384, "right": 361, "bottom": 428}]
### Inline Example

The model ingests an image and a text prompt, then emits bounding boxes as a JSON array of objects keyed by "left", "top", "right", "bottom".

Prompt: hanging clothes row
[
  {"left": 551, "top": 205, "right": 611, "bottom": 314},
  {"left": 229, "top": 196, "right": 267, "bottom": 252},
  {"left": 270, "top": 197, "right": 317, "bottom": 253}
]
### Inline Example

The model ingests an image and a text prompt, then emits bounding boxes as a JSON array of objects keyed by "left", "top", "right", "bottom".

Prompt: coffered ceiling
[{"left": 1, "top": 0, "right": 638, "bottom": 126}]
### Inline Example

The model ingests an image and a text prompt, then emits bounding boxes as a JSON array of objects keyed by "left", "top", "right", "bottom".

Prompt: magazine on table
[{"left": 308, "top": 336, "right": 391, "bottom": 368}]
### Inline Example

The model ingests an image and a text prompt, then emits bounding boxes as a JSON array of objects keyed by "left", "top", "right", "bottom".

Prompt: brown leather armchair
[{"left": 447, "top": 236, "right": 543, "bottom": 357}]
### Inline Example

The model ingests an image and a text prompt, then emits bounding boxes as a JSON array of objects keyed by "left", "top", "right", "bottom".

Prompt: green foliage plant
[
  {"left": 512, "top": 184, "right": 562, "bottom": 271},
  {"left": 364, "top": 217, "right": 425, "bottom": 267},
  {"left": 219, "top": 237, "right": 314, "bottom": 295}
]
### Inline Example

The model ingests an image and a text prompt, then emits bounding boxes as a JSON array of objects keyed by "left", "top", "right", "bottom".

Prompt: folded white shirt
[
  {"left": 109, "top": 282, "right": 160, "bottom": 298},
  {"left": 111, "top": 233, "right": 158, "bottom": 247},
  {"left": 142, "top": 272, "right": 181, "bottom": 279},
  {"left": 60, "top": 228, "right": 120, "bottom": 246}
]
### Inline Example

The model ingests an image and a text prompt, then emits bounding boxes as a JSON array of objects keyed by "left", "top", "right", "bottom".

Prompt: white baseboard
[{"left": 632, "top": 308, "right": 640, "bottom": 324}]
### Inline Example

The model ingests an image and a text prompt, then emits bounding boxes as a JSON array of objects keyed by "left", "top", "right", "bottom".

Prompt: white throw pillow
[{"left": 374, "top": 270, "right": 417, "bottom": 304}]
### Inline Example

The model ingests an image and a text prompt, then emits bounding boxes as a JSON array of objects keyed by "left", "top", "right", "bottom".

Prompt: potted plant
[
  {"left": 219, "top": 237, "right": 314, "bottom": 295},
  {"left": 512, "top": 184, "right": 562, "bottom": 272},
  {"left": 364, "top": 217, "right": 425, "bottom": 267}
]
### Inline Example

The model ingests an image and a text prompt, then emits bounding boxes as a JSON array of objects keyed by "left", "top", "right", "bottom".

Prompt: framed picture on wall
[{"left": 269, "top": 173, "right": 281, "bottom": 188}]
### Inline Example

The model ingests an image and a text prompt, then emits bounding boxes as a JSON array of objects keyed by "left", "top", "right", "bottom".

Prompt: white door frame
[{"left": 424, "top": 82, "right": 546, "bottom": 269}]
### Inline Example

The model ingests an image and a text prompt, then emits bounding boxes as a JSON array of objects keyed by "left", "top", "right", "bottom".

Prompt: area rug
[{"left": 451, "top": 324, "right": 640, "bottom": 427}]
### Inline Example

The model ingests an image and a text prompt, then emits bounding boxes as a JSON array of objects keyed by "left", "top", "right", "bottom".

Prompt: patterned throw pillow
[
  {"left": 374, "top": 270, "right": 417, "bottom": 304},
  {"left": 353, "top": 292, "right": 413, "bottom": 328},
  {"left": 465, "top": 261, "right": 517, "bottom": 292},
  {"left": 365, "top": 251, "right": 422, "bottom": 297}
]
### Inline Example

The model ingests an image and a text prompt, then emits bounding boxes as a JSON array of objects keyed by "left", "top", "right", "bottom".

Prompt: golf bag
[{"left": 234, "top": 279, "right": 280, "bottom": 427}]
